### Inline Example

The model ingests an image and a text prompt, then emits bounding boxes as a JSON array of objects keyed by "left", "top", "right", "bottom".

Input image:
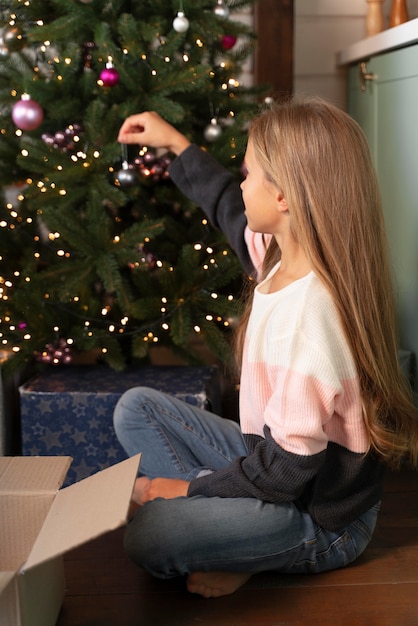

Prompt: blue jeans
[{"left": 113, "top": 387, "right": 380, "bottom": 579}]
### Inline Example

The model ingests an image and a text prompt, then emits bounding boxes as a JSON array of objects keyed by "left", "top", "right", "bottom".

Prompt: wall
[
  {"left": 295, "top": 0, "right": 418, "bottom": 108},
  {"left": 231, "top": 4, "right": 254, "bottom": 87}
]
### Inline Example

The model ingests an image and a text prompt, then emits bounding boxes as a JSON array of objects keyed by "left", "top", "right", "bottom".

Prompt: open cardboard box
[{"left": 0, "top": 453, "right": 141, "bottom": 626}]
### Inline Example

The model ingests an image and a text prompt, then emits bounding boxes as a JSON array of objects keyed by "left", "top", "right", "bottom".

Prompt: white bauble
[{"left": 173, "top": 12, "right": 190, "bottom": 33}]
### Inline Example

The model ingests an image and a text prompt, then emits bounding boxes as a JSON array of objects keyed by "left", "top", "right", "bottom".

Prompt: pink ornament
[
  {"left": 100, "top": 66, "right": 120, "bottom": 87},
  {"left": 12, "top": 94, "right": 44, "bottom": 131},
  {"left": 221, "top": 35, "right": 237, "bottom": 50}
]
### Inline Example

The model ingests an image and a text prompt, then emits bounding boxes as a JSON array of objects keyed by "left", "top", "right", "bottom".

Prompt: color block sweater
[{"left": 169, "top": 145, "right": 385, "bottom": 532}]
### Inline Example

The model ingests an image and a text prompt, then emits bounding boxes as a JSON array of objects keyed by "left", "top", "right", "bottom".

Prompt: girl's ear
[{"left": 277, "top": 195, "right": 289, "bottom": 214}]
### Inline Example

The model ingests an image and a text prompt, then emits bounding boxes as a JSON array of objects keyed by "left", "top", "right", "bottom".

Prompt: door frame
[{"left": 254, "top": 0, "right": 294, "bottom": 97}]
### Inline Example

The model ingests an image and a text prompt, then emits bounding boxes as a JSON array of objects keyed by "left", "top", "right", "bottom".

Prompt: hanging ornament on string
[
  {"left": 99, "top": 56, "right": 120, "bottom": 87},
  {"left": 173, "top": 2, "right": 190, "bottom": 33},
  {"left": 221, "top": 34, "right": 237, "bottom": 50},
  {"left": 114, "top": 145, "right": 138, "bottom": 188},
  {"left": 204, "top": 117, "right": 222, "bottom": 142},
  {"left": 214, "top": 0, "right": 230, "bottom": 19},
  {"left": 12, "top": 94, "right": 44, "bottom": 131},
  {"left": 114, "top": 161, "right": 138, "bottom": 188},
  {"left": 2, "top": 24, "right": 27, "bottom": 52}
]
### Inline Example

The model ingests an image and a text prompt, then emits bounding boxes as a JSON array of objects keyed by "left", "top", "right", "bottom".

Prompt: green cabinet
[{"left": 348, "top": 45, "right": 418, "bottom": 389}]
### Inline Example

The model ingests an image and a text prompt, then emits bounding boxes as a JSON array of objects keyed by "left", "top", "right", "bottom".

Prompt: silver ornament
[
  {"left": 204, "top": 118, "right": 222, "bottom": 142},
  {"left": 173, "top": 11, "right": 190, "bottom": 33},
  {"left": 214, "top": 0, "right": 230, "bottom": 19},
  {"left": 114, "top": 162, "right": 137, "bottom": 187},
  {"left": 2, "top": 25, "right": 26, "bottom": 52}
]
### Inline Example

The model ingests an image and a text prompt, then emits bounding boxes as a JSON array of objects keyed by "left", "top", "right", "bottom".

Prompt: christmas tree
[{"left": 0, "top": 0, "right": 265, "bottom": 373}]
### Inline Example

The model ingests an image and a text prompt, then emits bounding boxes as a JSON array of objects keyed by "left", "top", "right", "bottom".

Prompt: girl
[{"left": 114, "top": 98, "right": 418, "bottom": 598}]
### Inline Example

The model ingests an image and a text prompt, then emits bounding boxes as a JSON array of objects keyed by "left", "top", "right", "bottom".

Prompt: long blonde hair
[{"left": 236, "top": 96, "right": 418, "bottom": 469}]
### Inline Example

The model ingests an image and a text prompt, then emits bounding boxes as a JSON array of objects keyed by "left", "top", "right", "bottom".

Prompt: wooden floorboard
[{"left": 56, "top": 467, "right": 418, "bottom": 626}]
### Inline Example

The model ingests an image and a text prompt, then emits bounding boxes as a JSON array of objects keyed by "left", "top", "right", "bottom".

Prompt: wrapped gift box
[{"left": 19, "top": 365, "right": 221, "bottom": 485}]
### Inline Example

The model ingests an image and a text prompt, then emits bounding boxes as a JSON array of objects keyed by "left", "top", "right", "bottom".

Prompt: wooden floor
[{"left": 56, "top": 466, "right": 418, "bottom": 626}]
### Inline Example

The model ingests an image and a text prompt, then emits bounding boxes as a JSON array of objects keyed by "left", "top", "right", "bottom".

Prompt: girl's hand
[
  {"left": 142, "top": 477, "right": 190, "bottom": 503},
  {"left": 117, "top": 111, "right": 191, "bottom": 155},
  {"left": 130, "top": 476, "right": 190, "bottom": 509}
]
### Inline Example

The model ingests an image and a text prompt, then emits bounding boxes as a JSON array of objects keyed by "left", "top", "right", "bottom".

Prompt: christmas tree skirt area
[{"left": 19, "top": 365, "right": 221, "bottom": 485}]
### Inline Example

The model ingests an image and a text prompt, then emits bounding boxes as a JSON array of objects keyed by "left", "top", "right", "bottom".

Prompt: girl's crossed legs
[{"left": 113, "top": 387, "right": 379, "bottom": 597}]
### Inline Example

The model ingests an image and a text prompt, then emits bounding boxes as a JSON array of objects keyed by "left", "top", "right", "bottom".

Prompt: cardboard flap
[
  {"left": 0, "top": 457, "right": 72, "bottom": 494},
  {"left": 0, "top": 493, "right": 54, "bottom": 571},
  {"left": 24, "top": 454, "right": 141, "bottom": 571}
]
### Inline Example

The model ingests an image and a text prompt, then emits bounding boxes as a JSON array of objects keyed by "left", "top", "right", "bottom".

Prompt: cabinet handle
[{"left": 359, "top": 62, "right": 377, "bottom": 92}]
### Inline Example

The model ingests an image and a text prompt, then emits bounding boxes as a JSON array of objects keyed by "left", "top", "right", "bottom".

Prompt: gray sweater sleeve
[
  {"left": 187, "top": 428, "right": 385, "bottom": 532},
  {"left": 188, "top": 429, "right": 324, "bottom": 503},
  {"left": 168, "top": 144, "right": 254, "bottom": 275}
]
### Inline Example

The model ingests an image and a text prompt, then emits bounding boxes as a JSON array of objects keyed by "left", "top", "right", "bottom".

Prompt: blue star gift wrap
[{"left": 19, "top": 365, "right": 221, "bottom": 485}]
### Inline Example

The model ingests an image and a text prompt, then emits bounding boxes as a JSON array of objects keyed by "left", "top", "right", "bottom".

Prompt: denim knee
[
  {"left": 113, "top": 386, "right": 157, "bottom": 449},
  {"left": 124, "top": 500, "right": 181, "bottom": 579}
]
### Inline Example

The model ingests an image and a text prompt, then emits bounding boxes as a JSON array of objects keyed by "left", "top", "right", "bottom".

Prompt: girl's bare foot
[{"left": 187, "top": 571, "right": 251, "bottom": 598}]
